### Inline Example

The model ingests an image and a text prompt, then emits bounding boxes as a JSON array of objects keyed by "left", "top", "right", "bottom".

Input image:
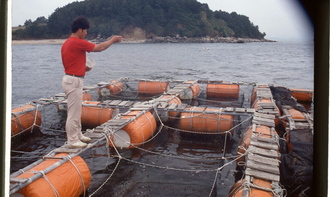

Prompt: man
[{"left": 61, "top": 16, "right": 122, "bottom": 148}]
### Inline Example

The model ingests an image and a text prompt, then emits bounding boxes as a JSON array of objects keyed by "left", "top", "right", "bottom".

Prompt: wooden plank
[
  {"left": 103, "top": 119, "right": 131, "bottom": 126},
  {"left": 250, "top": 140, "right": 278, "bottom": 150},
  {"left": 248, "top": 146, "right": 280, "bottom": 158},
  {"left": 53, "top": 147, "right": 81, "bottom": 153},
  {"left": 246, "top": 160, "right": 280, "bottom": 174},
  {"left": 252, "top": 117, "right": 275, "bottom": 127},
  {"left": 84, "top": 132, "right": 104, "bottom": 139},
  {"left": 224, "top": 107, "right": 234, "bottom": 112},
  {"left": 118, "top": 101, "right": 130, "bottom": 106},
  {"left": 109, "top": 100, "right": 122, "bottom": 105},
  {"left": 235, "top": 108, "right": 246, "bottom": 113},
  {"left": 251, "top": 134, "right": 278, "bottom": 144},
  {"left": 125, "top": 101, "right": 135, "bottom": 107},
  {"left": 245, "top": 168, "right": 280, "bottom": 182},
  {"left": 246, "top": 108, "right": 256, "bottom": 113},
  {"left": 83, "top": 86, "right": 96, "bottom": 90},
  {"left": 247, "top": 153, "right": 279, "bottom": 166},
  {"left": 253, "top": 112, "right": 275, "bottom": 119}
]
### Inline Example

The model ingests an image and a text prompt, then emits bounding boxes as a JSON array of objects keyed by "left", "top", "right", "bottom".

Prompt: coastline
[
  {"left": 12, "top": 39, "right": 66, "bottom": 45},
  {"left": 12, "top": 37, "right": 275, "bottom": 45}
]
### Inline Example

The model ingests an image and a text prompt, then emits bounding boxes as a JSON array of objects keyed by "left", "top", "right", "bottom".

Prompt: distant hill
[{"left": 12, "top": 0, "right": 266, "bottom": 40}]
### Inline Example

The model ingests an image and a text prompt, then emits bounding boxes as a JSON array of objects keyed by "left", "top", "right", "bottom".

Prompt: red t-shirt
[{"left": 61, "top": 37, "right": 95, "bottom": 76}]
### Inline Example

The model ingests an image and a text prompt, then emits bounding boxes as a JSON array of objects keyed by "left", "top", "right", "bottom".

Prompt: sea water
[
  {"left": 12, "top": 41, "right": 313, "bottom": 107},
  {"left": 11, "top": 41, "right": 314, "bottom": 196}
]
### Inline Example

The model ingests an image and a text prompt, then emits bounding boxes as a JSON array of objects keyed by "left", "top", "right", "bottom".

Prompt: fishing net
[{"left": 280, "top": 129, "right": 313, "bottom": 196}]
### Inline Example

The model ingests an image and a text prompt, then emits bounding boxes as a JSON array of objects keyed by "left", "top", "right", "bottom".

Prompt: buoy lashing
[
  {"left": 82, "top": 92, "right": 92, "bottom": 101},
  {"left": 110, "top": 111, "right": 157, "bottom": 148},
  {"left": 138, "top": 81, "right": 169, "bottom": 95},
  {"left": 206, "top": 83, "right": 239, "bottom": 99},
  {"left": 228, "top": 178, "right": 273, "bottom": 197},
  {"left": 98, "top": 80, "right": 123, "bottom": 97},
  {"left": 237, "top": 125, "right": 278, "bottom": 162},
  {"left": 179, "top": 107, "right": 234, "bottom": 133},
  {"left": 11, "top": 104, "right": 42, "bottom": 136},
  {"left": 81, "top": 101, "right": 115, "bottom": 128},
  {"left": 157, "top": 95, "right": 182, "bottom": 121},
  {"left": 290, "top": 88, "right": 313, "bottom": 103},
  {"left": 17, "top": 153, "right": 91, "bottom": 197}
]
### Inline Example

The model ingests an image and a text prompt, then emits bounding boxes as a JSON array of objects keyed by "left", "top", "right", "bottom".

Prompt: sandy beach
[{"left": 12, "top": 39, "right": 66, "bottom": 45}]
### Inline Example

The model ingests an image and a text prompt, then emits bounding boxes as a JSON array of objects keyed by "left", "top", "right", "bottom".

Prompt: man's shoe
[
  {"left": 68, "top": 141, "right": 88, "bottom": 148},
  {"left": 80, "top": 135, "right": 92, "bottom": 143}
]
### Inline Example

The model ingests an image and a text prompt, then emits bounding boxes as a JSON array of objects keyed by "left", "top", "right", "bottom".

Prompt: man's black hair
[{"left": 71, "top": 16, "right": 90, "bottom": 33}]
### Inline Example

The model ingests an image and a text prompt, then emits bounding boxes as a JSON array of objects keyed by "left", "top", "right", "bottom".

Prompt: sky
[{"left": 11, "top": 0, "right": 313, "bottom": 41}]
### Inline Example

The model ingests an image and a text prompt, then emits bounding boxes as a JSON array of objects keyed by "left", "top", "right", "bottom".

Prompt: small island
[{"left": 13, "top": 0, "right": 272, "bottom": 43}]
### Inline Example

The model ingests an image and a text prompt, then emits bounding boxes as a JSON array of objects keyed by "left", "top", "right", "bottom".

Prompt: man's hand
[{"left": 86, "top": 67, "right": 92, "bottom": 72}]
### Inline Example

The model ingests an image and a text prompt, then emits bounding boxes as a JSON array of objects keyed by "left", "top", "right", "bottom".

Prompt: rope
[
  {"left": 30, "top": 170, "right": 60, "bottom": 197},
  {"left": 11, "top": 104, "right": 42, "bottom": 138},
  {"left": 68, "top": 157, "right": 87, "bottom": 197},
  {"left": 89, "top": 133, "right": 123, "bottom": 197}
]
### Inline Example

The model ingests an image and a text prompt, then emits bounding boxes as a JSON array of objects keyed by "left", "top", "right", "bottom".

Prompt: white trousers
[{"left": 62, "top": 75, "right": 84, "bottom": 144}]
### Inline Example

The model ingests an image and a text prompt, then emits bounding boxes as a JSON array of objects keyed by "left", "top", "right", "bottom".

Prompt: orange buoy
[
  {"left": 206, "top": 83, "right": 239, "bottom": 99},
  {"left": 184, "top": 81, "right": 201, "bottom": 98},
  {"left": 228, "top": 178, "right": 273, "bottom": 197},
  {"left": 287, "top": 108, "right": 306, "bottom": 120},
  {"left": 82, "top": 92, "right": 92, "bottom": 101},
  {"left": 138, "top": 81, "right": 169, "bottom": 95},
  {"left": 11, "top": 104, "right": 42, "bottom": 136},
  {"left": 237, "top": 125, "right": 278, "bottom": 162},
  {"left": 17, "top": 153, "right": 91, "bottom": 197},
  {"left": 98, "top": 80, "right": 124, "bottom": 97},
  {"left": 290, "top": 88, "right": 313, "bottom": 103},
  {"left": 179, "top": 107, "right": 234, "bottom": 133},
  {"left": 110, "top": 111, "right": 157, "bottom": 148},
  {"left": 252, "top": 98, "right": 280, "bottom": 125},
  {"left": 81, "top": 101, "right": 116, "bottom": 128},
  {"left": 157, "top": 95, "right": 182, "bottom": 121}
]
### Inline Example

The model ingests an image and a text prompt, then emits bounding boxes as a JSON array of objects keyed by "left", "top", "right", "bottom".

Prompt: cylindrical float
[
  {"left": 287, "top": 108, "right": 306, "bottom": 120},
  {"left": 252, "top": 98, "right": 280, "bottom": 125},
  {"left": 138, "top": 81, "right": 169, "bottom": 95},
  {"left": 16, "top": 153, "right": 91, "bottom": 197},
  {"left": 82, "top": 92, "right": 92, "bottom": 101},
  {"left": 290, "top": 88, "right": 313, "bottom": 103},
  {"left": 110, "top": 111, "right": 157, "bottom": 148},
  {"left": 98, "top": 80, "right": 124, "bottom": 97},
  {"left": 81, "top": 101, "right": 116, "bottom": 128},
  {"left": 206, "top": 83, "right": 239, "bottom": 99},
  {"left": 228, "top": 178, "right": 273, "bottom": 197},
  {"left": 11, "top": 104, "right": 42, "bottom": 136},
  {"left": 178, "top": 81, "right": 201, "bottom": 100},
  {"left": 179, "top": 107, "right": 234, "bottom": 133},
  {"left": 157, "top": 95, "right": 182, "bottom": 121},
  {"left": 237, "top": 125, "right": 278, "bottom": 162}
]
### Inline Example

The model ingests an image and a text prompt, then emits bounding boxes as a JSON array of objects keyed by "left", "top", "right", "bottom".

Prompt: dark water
[{"left": 11, "top": 41, "right": 313, "bottom": 196}]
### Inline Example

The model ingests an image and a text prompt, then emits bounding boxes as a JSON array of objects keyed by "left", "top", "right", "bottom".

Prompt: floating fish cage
[{"left": 10, "top": 78, "right": 313, "bottom": 197}]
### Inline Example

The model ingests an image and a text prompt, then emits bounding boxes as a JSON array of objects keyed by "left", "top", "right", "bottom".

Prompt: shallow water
[{"left": 11, "top": 41, "right": 313, "bottom": 196}]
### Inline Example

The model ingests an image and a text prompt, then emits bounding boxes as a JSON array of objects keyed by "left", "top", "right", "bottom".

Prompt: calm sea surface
[
  {"left": 11, "top": 41, "right": 314, "bottom": 197},
  {"left": 12, "top": 41, "right": 313, "bottom": 107}
]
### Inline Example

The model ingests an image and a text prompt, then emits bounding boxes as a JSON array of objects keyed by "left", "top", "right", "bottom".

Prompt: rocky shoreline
[
  {"left": 144, "top": 36, "right": 275, "bottom": 43},
  {"left": 12, "top": 36, "right": 275, "bottom": 45}
]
